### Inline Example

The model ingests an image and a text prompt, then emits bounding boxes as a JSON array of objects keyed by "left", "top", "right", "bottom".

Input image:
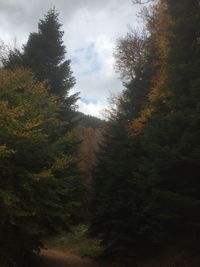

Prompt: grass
[{"left": 45, "top": 224, "right": 104, "bottom": 258}]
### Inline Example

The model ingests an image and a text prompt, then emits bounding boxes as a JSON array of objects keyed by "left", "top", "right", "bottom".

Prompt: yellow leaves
[
  {"left": 129, "top": 0, "right": 172, "bottom": 139},
  {"left": 52, "top": 155, "right": 74, "bottom": 171},
  {"left": 0, "top": 68, "right": 59, "bottom": 112},
  {"left": 0, "top": 69, "right": 60, "bottom": 143},
  {"left": 0, "top": 101, "right": 26, "bottom": 138},
  {"left": 153, "top": 0, "right": 171, "bottom": 60},
  {"left": 148, "top": 69, "right": 171, "bottom": 103},
  {"left": 147, "top": 0, "right": 171, "bottom": 102},
  {"left": 130, "top": 70, "right": 169, "bottom": 138},
  {"left": 33, "top": 169, "right": 53, "bottom": 181},
  {"left": 147, "top": 0, "right": 171, "bottom": 104},
  {"left": 130, "top": 106, "right": 154, "bottom": 138},
  {"left": 24, "top": 119, "right": 44, "bottom": 130},
  {"left": 0, "top": 101, "right": 24, "bottom": 122},
  {"left": 0, "top": 100, "right": 46, "bottom": 139}
]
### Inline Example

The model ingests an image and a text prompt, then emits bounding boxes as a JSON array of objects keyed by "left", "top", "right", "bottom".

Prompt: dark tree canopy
[
  {"left": 0, "top": 69, "right": 82, "bottom": 266},
  {"left": 91, "top": 0, "right": 200, "bottom": 259},
  {"left": 0, "top": 9, "right": 83, "bottom": 267}
]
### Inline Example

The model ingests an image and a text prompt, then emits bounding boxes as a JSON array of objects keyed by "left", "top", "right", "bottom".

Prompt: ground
[
  {"left": 38, "top": 225, "right": 200, "bottom": 267},
  {"left": 40, "top": 248, "right": 119, "bottom": 267}
]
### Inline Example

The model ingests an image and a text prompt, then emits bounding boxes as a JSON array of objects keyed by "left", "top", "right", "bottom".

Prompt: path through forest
[
  {"left": 40, "top": 249, "right": 119, "bottom": 267},
  {"left": 40, "top": 248, "right": 196, "bottom": 267}
]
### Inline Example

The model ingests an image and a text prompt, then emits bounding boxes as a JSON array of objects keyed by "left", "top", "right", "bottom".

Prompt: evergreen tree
[
  {"left": 4, "top": 8, "right": 76, "bottom": 99},
  {"left": 139, "top": 0, "right": 200, "bottom": 244},
  {"left": 91, "top": 30, "right": 156, "bottom": 254},
  {"left": 91, "top": 0, "right": 200, "bottom": 255},
  {"left": 3, "top": 8, "right": 79, "bottom": 144}
]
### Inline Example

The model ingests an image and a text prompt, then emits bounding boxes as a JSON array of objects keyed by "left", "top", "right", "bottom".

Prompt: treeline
[
  {"left": 91, "top": 0, "right": 200, "bottom": 258},
  {"left": 77, "top": 112, "right": 105, "bottom": 129},
  {"left": 0, "top": 9, "right": 83, "bottom": 266},
  {"left": 1, "top": 0, "right": 200, "bottom": 265}
]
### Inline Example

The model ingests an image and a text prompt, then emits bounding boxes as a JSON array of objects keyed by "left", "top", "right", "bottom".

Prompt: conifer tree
[
  {"left": 0, "top": 9, "right": 83, "bottom": 266},
  {"left": 91, "top": 30, "right": 156, "bottom": 253},
  {"left": 4, "top": 8, "right": 76, "bottom": 100},
  {"left": 91, "top": 0, "right": 200, "bottom": 254},
  {"left": 139, "top": 0, "right": 200, "bottom": 244}
]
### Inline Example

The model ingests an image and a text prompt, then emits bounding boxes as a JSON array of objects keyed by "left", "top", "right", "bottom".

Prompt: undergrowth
[{"left": 45, "top": 224, "right": 104, "bottom": 258}]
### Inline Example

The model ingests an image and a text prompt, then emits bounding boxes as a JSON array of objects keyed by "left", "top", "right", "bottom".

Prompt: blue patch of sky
[
  {"left": 70, "top": 55, "right": 80, "bottom": 64},
  {"left": 74, "top": 47, "right": 85, "bottom": 53},
  {"left": 85, "top": 42, "right": 95, "bottom": 61},
  {"left": 81, "top": 62, "right": 101, "bottom": 75},
  {"left": 70, "top": 41, "right": 102, "bottom": 75},
  {"left": 81, "top": 97, "right": 97, "bottom": 105}
]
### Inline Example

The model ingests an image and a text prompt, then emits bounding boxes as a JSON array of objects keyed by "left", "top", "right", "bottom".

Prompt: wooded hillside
[{"left": 0, "top": 1, "right": 200, "bottom": 266}]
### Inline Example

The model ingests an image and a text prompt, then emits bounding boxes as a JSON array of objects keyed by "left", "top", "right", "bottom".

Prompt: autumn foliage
[
  {"left": 91, "top": 0, "right": 200, "bottom": 260},
  {"left": 0, "top": 69, "right": 82, "bottom": 265}
]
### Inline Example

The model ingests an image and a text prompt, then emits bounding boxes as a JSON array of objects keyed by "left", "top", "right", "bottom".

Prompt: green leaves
[{"left": 0, "top": 69, "right": 81, "bottom": 265}]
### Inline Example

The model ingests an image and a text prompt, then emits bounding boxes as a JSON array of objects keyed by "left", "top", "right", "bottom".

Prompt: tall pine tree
[
  {"left": 1, "top": 9, "right": 83, "bottom": 266},
  {"left": 4, "top": 8, "right": 76, "bottom": 100},
  {"left": 91, "top": 0, "right": 200, "bottom": 256},
  {"left": 91, "top": 29, "right": 156, "bottom": 254},
  {"left": 139, "top": 0, "right": 200, "bottom": 245}
]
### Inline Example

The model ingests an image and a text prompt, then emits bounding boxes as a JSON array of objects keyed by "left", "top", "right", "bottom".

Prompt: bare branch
[{"left": 114, "top": 29, "right": 148, "bottom": 82}]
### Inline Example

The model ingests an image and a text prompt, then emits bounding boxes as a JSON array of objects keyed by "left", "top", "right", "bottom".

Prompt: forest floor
[
  {"left": 40, "top": 248, "right": 126, "bottom": 267},
  {"left": 39, "top": 246, "right": 200, "bottom": 267},
  {"left": 40, "top": 248, "right": 112, "bottom": 267},
  {"left": 39, "top": 224, "right": 121, "bottom": 267},
  {"left": 38, "top": 225, "right": 200, "bottom": 267}
]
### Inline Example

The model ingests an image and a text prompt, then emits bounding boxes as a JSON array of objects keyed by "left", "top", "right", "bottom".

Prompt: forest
[{"left": 0, "top": 0, "right": 200, "bottom": 266}]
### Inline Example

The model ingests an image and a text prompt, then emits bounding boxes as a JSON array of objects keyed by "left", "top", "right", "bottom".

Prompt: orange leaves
[
  {"left": 78, "top": 127, "right": 102, "bottom": 184},
  {"left": 129, "top": 0, "right": 171, "bottom": 138},
  {"left": 130, "top": 106, "right": 154, "bottom": 137},
  {"left": 148, "top": 69, "right": 171, "bottom": 103},
  {"left": 147, "top": 0, "right": 171, "bottom": 103}
]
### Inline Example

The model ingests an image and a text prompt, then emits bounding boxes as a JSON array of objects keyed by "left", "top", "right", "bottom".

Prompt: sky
[{"left": 0, "top": 0, "right": 140, "bottom": 118}]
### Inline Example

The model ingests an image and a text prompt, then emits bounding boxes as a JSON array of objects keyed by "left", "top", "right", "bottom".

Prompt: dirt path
[
  {"left": 40, "top": 249, "right": 115, "bottom": 267},
  {"left": 39, "top": 248, "right": 200, "bottom": 267}
]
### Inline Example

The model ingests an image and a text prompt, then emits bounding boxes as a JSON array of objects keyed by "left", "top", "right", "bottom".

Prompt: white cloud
[
  {"left": 0, "top": 0, "right": 140, "bottom": 118},
  {"left": 77, "top": 99, "right": 106, "bottom": 119}
]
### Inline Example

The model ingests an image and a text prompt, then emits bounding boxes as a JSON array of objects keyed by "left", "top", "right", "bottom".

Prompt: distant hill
[{"left": 76, "top": 112, "right": 106, "bottom": 129}]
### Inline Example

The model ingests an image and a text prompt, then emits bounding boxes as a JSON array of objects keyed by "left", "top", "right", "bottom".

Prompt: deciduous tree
[{"left": 0, "top": 69, "right": 82, "bottom": 266}]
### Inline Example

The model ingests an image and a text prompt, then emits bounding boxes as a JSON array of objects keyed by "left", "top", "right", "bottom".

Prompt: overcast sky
[{"left": 0, "top": 0, "right": 140, "bottom": 118}]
